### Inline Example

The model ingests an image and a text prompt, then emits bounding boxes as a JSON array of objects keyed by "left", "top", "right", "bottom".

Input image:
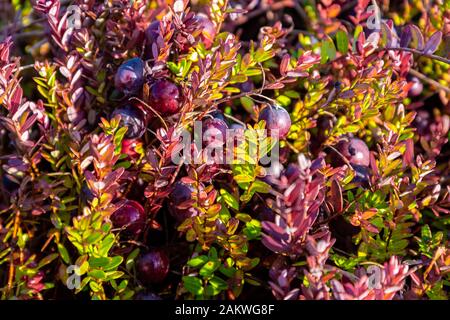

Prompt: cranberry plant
[{"left": 0, "top": 0, "right": 449, "bottom": 300}]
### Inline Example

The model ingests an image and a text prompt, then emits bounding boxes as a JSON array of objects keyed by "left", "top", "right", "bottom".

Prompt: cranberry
[
  {"left": 238, "top": 80, "right": 255, "bottom": 93},
  {"left": 258, "top": 105, "right": 291, "bottom": 139},
  {"left": 351, "top": 164, "right": 371, "bottom": 186},
  {"left": 114, "top": 58, "right": 145, "bottom": 95},
  {"left": 111, "top": 200, "right": 146, "bottom": 236},
  {"left": 413, "top": 110, "right": 431, "bottom": 136},
  {"left": 137, "top": 250, "right": 170, "bottom": 284},
  {"left": 332, "top": 138, "right": 370, "bottom": 167},
  {"left": 168, "top": 182, "right": 194, "bottom": 221},
  {"left": 112, "top": 105, "right": 147, "bottom": 139},
  {"left": 195, "top": 14, "right": 216, "bottom": 49},
  {"left": 148, "top": 80, "right": 181, "bottom": 114},
  {"left": 202, "top": 118, "right": 228, "bottom": 147},
  {"left": 408, "top": 77, "right": 423, "bottom": 97},
  {"left": 209, "top": 110, "right": 227, "bottom": 123}
]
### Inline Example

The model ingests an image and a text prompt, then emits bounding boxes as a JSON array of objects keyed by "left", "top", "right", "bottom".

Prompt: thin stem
[
  {"left": 377, "top": 47, "right": 450, "bottom": 65},
  {"left": 408, "top": 69, "right": 450, "bottom": 95}
]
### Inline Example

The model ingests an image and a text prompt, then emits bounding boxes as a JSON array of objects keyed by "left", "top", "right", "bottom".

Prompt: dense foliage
[{"left": 0, "top": 0, "right": 449, "bottom": 300}]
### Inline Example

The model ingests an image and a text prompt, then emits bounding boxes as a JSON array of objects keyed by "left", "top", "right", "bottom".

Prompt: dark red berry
[
  {"left": 351, "top": 164, "right": 371, "bottom": 186},
  {"left": 112, "top": 105, "right": 147, "bottom": 139},
  {"left": 202, "top": 118, "right": 228, "bottom": 147},
  {"left": 209, "top": 110, "right": 227, "bottom": 123},
  {"left": 238, "top": 80, "right": 255, "bottom": 93},
  {"left": 137, "top": 250, "right": 170, "bottom": 284},
  {"left": 195, "top": 14, "right": 216, "bottom": 49},
  {"left": 258, "top": 105, "right": 291, "bottom": 139},
  {"left": 111, "top": 200, "right": 146, "bottom": 236},
  {"left": 408, "top": 77, "right": 423, "bottom": 97},
  {"left": 114, "top": 58, "right": 145, "bottom": 95},
  {"left": 148, "top": 80, "right": 181, "bottom": 114},
  {"left": 332, "top": 138, "right": 370, "bottom": 167},
  {"left": 168, "top": 182, "right": 194, "bottom": 221},
  {"left": 413, "top": 110, "right": 431, "bottom": 136}
]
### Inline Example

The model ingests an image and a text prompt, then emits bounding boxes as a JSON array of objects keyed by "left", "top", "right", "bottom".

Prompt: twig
[
  {"left": 377, "top": 47, "right": 450, "bottom": 65},
  {"left": 408, "top": 69, "right": 450, "bottom": 95}
]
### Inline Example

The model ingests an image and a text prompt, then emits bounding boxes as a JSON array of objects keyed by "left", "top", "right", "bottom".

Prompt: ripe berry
[
  {"left": 209, "top": 110, "right": 227, "bottom": 123},
  {"left": 137, "top": 250, "right": 170, "bottom": 284},
  {"left": 413, "top": 110, "right": 431, "bottom": 136},
  {"left": 195, "top": 14, "right": 216, "bottom": 49},
  {"left": 112, "top": 105, "right": 147, "bottom": 139},
  {"left": 332, "top": 138, "right": 370, "bottom": 167},
  {"left": 351, "top": 164, "right": 371, "bottom": 186},
  {"left": 258, "top": 105, "right": 291, "bottom": 139},
  {"left": 111, "top": 200, "right": 146, "bottom": 236},
  {"left": 168, "top": 182, "right": 194, "bottom": 221},
  {"left": 408, "top": 77, "right": 423, "bottom": 97},
  {"left": 114, "top": 58, "right": 145, "bottom": 95},
  {"left": 149, "top": 80, "right": 181, "bottom": 114},
  {"left": 202, "top": 118, "right": 228, "bottom": 147}
]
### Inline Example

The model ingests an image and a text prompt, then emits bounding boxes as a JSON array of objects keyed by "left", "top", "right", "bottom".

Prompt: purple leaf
[
  {"left": 423, "top": 31, "right": 442, "bottom": 54},
  {"left": 409, "top": 25, "right": 424, "bottom": 50},
  {"left": 399, "top": 26, "right": 412, "bottom": 48}
]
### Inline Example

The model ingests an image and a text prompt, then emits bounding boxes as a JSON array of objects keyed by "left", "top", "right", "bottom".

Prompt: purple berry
[
  {"left": 351, "top": 164, "right": 371, "bottom": 185},
  {"left": 114, "top": 58, "right": 145, "bottom": 95},
  {"left": 413, "top": 110, "right": 431, "bottom": 136},
  {"left": 332, "top": 138, "right": 370, "bottom": 167},
  {"left": 111, "top": 200, "right": 146, "bottom": 236},
  {"left": 137, "top": 250, "right": 170, "bottom": 284},
  {"left": 202, "top": 118, "right": 228, "bottom": 147},
  {"left": 408, "top": 77, "right": 423, "bottom": 97},
  {"left": 149, "top": 80, "right": 181, "bottom": 114},
  {"left": 168, "top": 182, "right": 194, "bottom": 221},
  {"left": 195, "top": 14, "right": 216, "bottom": 49},
  {"left": 258, "top": 105, "right": 291, "bottom": 139},
  {"left": 112, "top": 105, "right": 147, "bottom": 139}
]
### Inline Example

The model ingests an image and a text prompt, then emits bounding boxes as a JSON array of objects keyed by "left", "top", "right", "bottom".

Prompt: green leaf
[
  {"left": 336, "top": 30, "right": 349, "bottom": 54},
  {"left": 88, "top": 269, "right": 106, "bottom": 280},
  {"left": 187, "top": 255, "right": 209, "bottom": 268},
  {"left": 182, "top": 276, "right": 204, "bottom": 296},
  {"left": 199, "top": 260, "right": 220, "bottom": 277},
  {"left": 37, "top": 253, "right": 59, "bottom": 269},
  {"left": 104, "top": 256, "right": 123, "bottom": 271},
  {"left": 220, "top": 189, "right": 239, "bottom": 210},
  {"left": 99, "top": 234, "right": 116, "bottom": 256},
  {"left": 57, "top": 243, "right": 71, "bottom": 264}
]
